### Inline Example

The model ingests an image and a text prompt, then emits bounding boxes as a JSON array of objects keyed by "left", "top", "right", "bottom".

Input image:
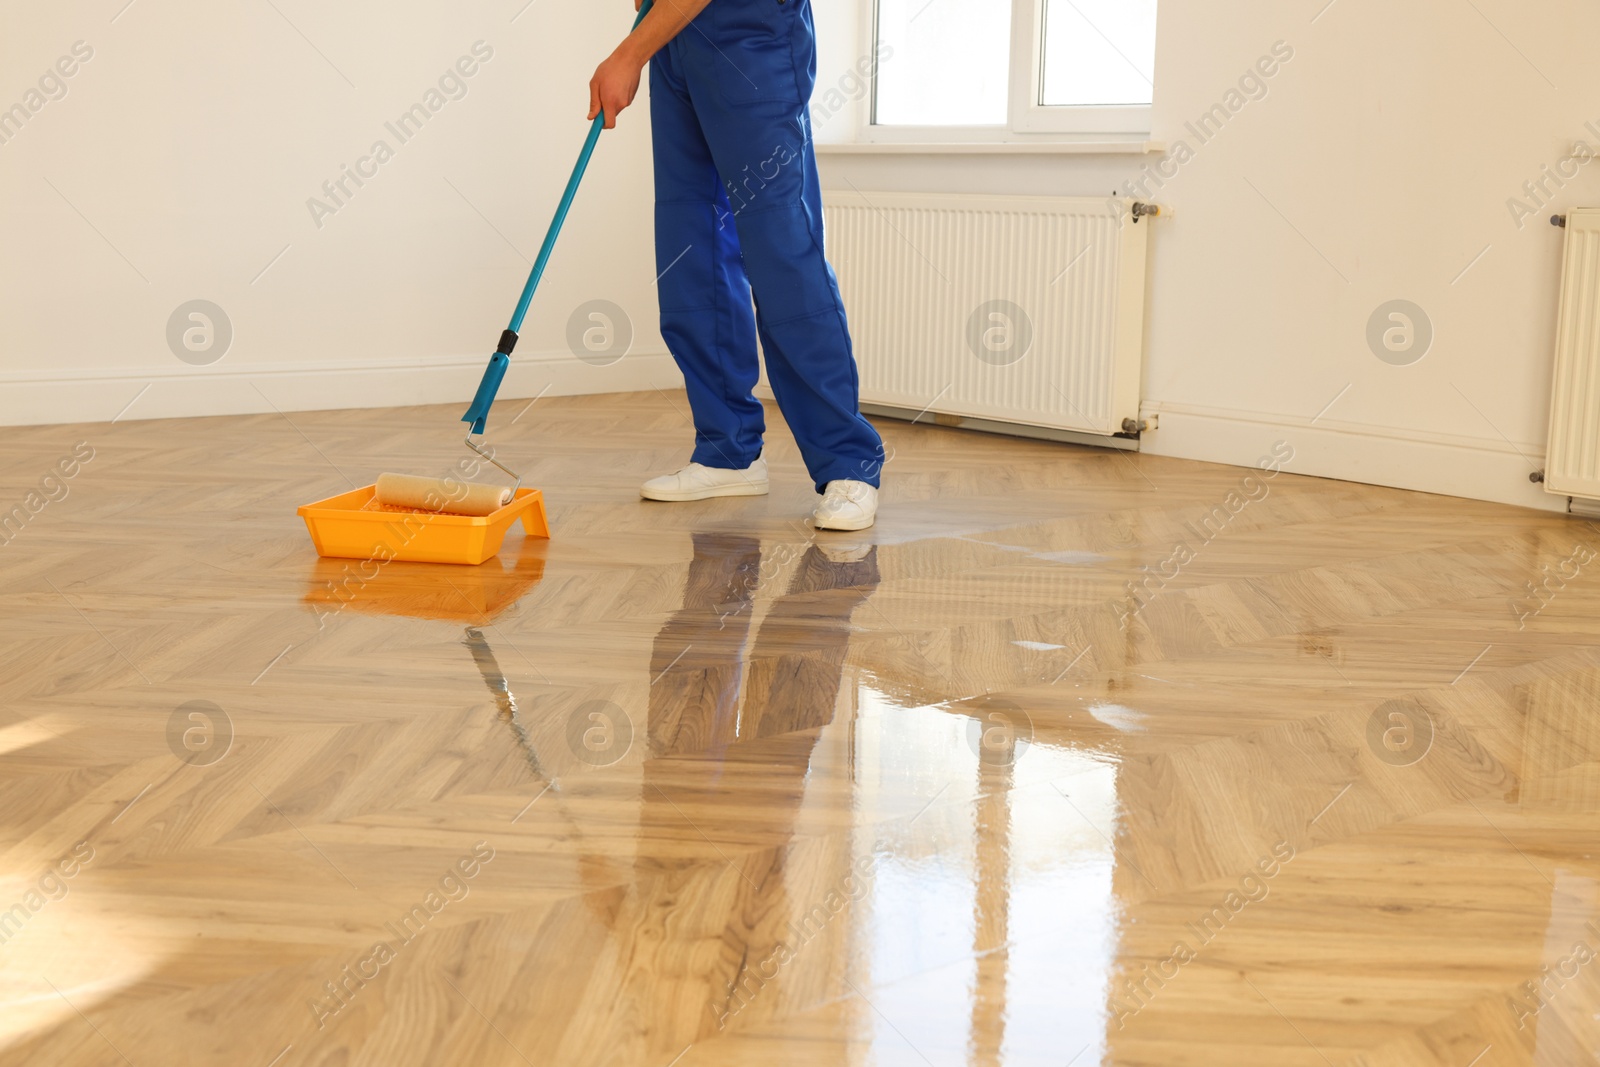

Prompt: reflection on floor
[{"left": 1, "top": 391, "right": 1598, "bottom": 1066}]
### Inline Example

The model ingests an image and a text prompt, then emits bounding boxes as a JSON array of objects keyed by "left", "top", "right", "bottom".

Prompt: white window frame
[{"left": 864, "top": 0, "right": 1154, "bottom": 142}]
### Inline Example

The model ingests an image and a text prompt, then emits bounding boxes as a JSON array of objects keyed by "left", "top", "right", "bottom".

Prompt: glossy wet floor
[{"left": 1, "top": 391, "right": 1598, "bottom": 1066}]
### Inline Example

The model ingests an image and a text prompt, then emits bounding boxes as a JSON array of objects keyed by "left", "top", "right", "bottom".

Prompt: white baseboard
[
  {"left": 0, "top": 351, "right": 681, "bottom": 427},
  {"left": 1139, "top": 401, "right": 1564, "bottom": 514},
  {"left": 7, "top": 362, "right": 1569, "bottom": 515}
]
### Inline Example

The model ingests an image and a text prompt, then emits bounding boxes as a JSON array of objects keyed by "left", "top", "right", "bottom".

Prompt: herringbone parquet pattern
[{"left": 1, "top": 391, "right": 1597, "bottom": 1066}]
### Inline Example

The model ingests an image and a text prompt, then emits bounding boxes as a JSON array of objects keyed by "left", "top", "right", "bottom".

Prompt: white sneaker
[
  {"left": 812, "top": 480, "right": 877, "bottom": 531},
  {"left": 641, "top": 458, "right": 768, "bottom": 501}
]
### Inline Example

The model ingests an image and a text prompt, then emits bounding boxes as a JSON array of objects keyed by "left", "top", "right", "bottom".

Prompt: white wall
[
  {"left": 0, "top": 0, "right": 673, "bottom": 427},
  {"left": 815, "top": 0, "right": 1600, "bottom": 511},
  {"left": 8, "top": 0, "right": 1596, "bottom": 513}
]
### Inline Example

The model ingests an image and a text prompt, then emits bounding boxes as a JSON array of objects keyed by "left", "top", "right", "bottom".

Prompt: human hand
[{"left": 588, "top": 47, "right": 644, "bottom": 129}]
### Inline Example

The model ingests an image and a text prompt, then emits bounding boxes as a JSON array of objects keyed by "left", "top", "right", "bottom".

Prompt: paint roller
[
  {"left": 458, "top": 1, "right": 654, "bottom": 473},
  {"left": 376, "top": 3, "right": 656, "bottom": 525},
  {"left": 373, "top": 473, "right": 512, "bottom": 517}
]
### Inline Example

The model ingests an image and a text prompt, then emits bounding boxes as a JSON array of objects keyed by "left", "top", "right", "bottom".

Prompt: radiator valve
[
  {"left": 1131, "top": 202, "right": 1162, "bottom": 223},
  {"left": 1552, "top": 215, "right": 1568, "bottom": 228}
]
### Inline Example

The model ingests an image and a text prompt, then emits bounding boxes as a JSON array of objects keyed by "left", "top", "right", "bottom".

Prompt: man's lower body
[{"left": 641, "top": 0, "right": 883, "bottom": 530}]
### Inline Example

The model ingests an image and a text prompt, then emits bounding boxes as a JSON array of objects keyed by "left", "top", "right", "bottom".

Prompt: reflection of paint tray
[
  {"left": 302, "top": 539, "right": 545, "bottom": 624},
  {"left": 303, "top": 541, "right": 550, "bottom": 775}
]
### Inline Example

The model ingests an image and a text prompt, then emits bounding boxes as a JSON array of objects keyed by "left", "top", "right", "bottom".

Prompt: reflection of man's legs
[
  {"left": 743, "top": 546, "right": 881, "bottom": 742},
  {"left": 647, "top": 532, "right": 763, "bottom": 758},
  {"left": 648, "top": 539, "right": 882, "bottom": 757},
  {"left": 636, "top": 542, "right": 881, "bottom": 1039}
]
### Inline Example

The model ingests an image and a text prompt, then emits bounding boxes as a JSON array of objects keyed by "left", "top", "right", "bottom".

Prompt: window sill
[{"left": 814, "top": 140, "right": 1165, "bottom": 156}]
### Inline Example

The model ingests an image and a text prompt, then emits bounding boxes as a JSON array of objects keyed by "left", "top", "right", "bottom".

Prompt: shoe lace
[{"left": 823, "top": 481, "right": 870, "bottom": 506}]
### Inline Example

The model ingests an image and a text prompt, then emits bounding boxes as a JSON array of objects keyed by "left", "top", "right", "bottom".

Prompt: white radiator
[
  {"left": 1542, "top": 212, "right": 1600, "bottom": 505},
  {"left": 818, "top": 190, "right": 1152, "bottom": 438},
  {"left": 1547, "top": 208, "right": 1600, "bottom": 501}
]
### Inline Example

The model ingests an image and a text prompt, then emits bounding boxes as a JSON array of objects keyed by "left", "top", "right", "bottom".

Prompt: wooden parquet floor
[{"left": 1, "top": 390, "right": 1598, "bottom": 1066}]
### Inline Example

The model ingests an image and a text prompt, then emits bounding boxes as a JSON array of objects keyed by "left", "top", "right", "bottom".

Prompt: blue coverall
[{"left": 649, "top": 0, "right": 884, "bottom": 492}]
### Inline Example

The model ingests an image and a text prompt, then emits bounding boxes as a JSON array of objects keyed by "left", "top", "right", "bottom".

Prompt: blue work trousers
[{"left": 649, "top": 0, "right": 884, "bottom": 491}]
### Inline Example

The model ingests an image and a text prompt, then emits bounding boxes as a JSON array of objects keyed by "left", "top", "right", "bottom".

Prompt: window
[{"left": 872, "top": 0, "right": 1157, "bottom": 138}]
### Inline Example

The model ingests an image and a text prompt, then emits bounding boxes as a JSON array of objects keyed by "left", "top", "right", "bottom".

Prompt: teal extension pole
[{"left": 462, "top": 0, "right": 655, "bottom": 435}]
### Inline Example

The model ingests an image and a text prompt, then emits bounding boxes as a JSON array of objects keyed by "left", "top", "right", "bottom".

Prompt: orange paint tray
[{"left": 297, "top": 485, "right": 549, "bottom": 565}]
